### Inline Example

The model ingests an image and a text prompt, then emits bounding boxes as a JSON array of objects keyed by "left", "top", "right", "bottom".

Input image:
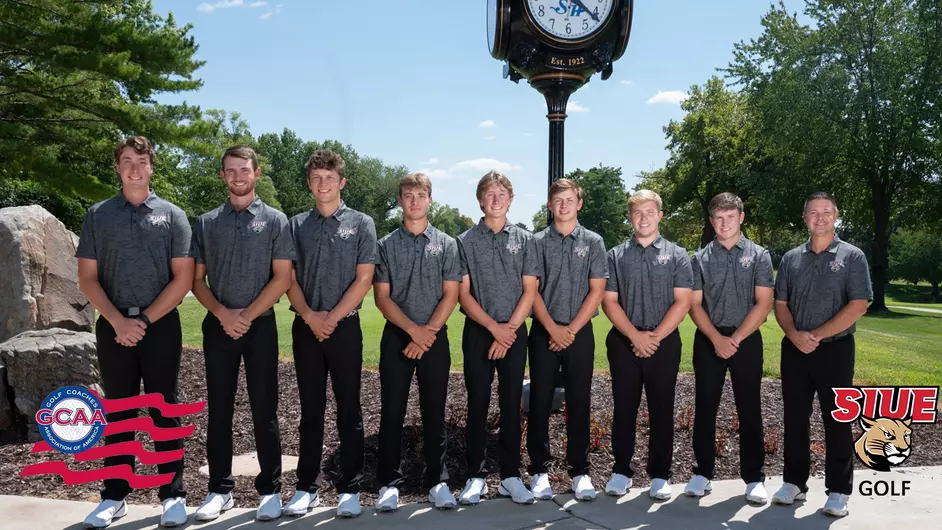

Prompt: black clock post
[{"left": 487, "top": 0, "right": 634, "bottom": 198}]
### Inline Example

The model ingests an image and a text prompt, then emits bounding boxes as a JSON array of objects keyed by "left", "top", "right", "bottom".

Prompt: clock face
[{"left": 526, "top": 0, "right": 615, "bottom": 42}]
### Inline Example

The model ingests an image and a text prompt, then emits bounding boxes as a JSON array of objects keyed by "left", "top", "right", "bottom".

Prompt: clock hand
[{"left": 571, "top": 0, "right": 600, "bottom": 22}]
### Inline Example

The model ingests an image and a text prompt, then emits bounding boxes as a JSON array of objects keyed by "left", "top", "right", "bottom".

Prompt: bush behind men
[{"left": 74, "top": 138, "right": 870, "bottom": 523}]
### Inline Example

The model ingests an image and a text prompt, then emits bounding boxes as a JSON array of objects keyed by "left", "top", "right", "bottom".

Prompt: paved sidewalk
[{"left": 1, "top": 466, "right": 938, "bottom": 529}]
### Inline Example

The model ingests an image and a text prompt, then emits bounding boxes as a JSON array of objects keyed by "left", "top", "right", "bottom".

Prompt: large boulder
[
  {"left": 0, "top": 205, "right": 94, "bottom": 344},
  {"left": 0, "top": 329, "right": 101, "bottom": 441},
  {"left": 0, "top": 358, "right": 12, "bottom": 430}
]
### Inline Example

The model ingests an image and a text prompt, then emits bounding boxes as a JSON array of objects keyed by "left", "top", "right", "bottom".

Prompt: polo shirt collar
[
  {"left": 802, "top": 234, "right": 842, "bottom": 254},
  {"left": 712, "top": 234, "right": 747, "bottom": 251},
  {"left": 631, "top": 234, "right": 664, "bottom": 249},
  {"left": 397, "top": 221, "right": 435, "bottom": 240},
  {"left": 222, "top": 196, "right": 263, "bottom": 216},
  {"left": 314, "top": 201, "right": 348, "bottom": 221},
  {"left": 117, "top": 189, "right": 159, "bottom": 209},
  {"left": 476, "top": 217, "right": 510, "bottom": 235},
  {"left": 549, "top": 222, "right": 583, "bottom": 239}
]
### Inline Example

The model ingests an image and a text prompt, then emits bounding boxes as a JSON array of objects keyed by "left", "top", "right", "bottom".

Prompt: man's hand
[
  {"left": 789, "top": 331, "right": 820, "bottom": 354},
  {"left": 712, "top": 335, "right": 739, "bottom": 359},
  {"left": 218, "top": 308, "right": 251, "bottom": 339},
  {"left": 303, "top": 310, "right": 332, "bottom": 341},
  {"left": 488, "top": 341, "right": 509, "bottom": 360},
  {"left": 488, "top": 322, "right": 516, "bottom": 348},
  {"left": 113, "top": 317, "right": 146, "bottom": 346},
  {"left": 548, "top": 323, "right": 574, "bottom": 351},
  {"left": 409, "top": 324, "right": 439, "bottom": 350},
  {"left": 403, "top": 341, "right": 426, "bottom": 359},
  {"left": 629, "top": 330, "right": 660, "bottom": 358}
]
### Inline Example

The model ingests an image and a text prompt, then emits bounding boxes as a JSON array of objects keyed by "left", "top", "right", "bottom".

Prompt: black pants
[
  {"left": 692, "top": 328, "right": 765, "bottom": 484},
  {"left": 292, "top": 314, "right": 364, "bottom": 494},
  {"left": 463, "top": 317, "right": 528, "bottom": 480},
  {"left": 95, "top": 310, "right": 185, "bottom": 502},
  {"left": 203, "top": 312, "right": 282, "bottom": 495},
  {"left": 527, "top": 320, "right": 594, "bottom": 478},
  {"left": 377, "top": 322, "right": 450, "bottom": 490},
  {"left": 781, "top": 335, "right": 855, "bottom": 495},
  {"left": 607, "top": 328, "right": 681, "bottom": 480}
]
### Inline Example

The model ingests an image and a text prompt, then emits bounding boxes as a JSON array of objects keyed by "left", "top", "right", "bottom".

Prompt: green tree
[
  {"left": 568, "top": 166, "right": 630, "bottom": 249},
  {"left": 532, "top": 205, "right": 549, "bottom": 233},
  {"left": 0, "top": 0, "right": 207, "bottom": 201},
  {"left": 726, "top": 0, "right": 942, "bottom": 310},
  {"left": 256, "top": 129, "right": 318, "bottom": 218},
  {"left": 890, "top": 229, "right": 942, "bottom": 299}
]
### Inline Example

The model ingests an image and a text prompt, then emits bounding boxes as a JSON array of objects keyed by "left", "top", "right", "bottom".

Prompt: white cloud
[
  {"left": 197, "top": 0, "right": 268, "bottom": 13},
  {"left": 451, "top": 158, "right": 521, "bottom": 174},
  {"left": 418, "top": 168, "right": 452, "bottom": 180},
  {"left": 647, "top": 90, "right": 689, "bottom": 105},
  {"left": 478, "top": 120, "right": 496, "bottom": 128},
  {"left": 483, "top": 136, "right": 497, "bottom": 141},
  {"left": 423, "top": 157, "right": 440, "bottom": 165},
  {"left": 259, "top": 3, "right": 282, "bottom": 19},
  {"left": 567, "top": 101, "right": 589, "bottom": 113},
  {"left": 620, "top": 80, "right": 634, "bottom": 86}
]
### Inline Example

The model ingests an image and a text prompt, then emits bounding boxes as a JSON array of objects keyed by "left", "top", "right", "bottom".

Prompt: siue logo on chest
[
  {"left": 574, "top": 245, "right": 590, "bottom": 258},
  {"left": 654, "top": 254, "right": 671, "bottom": 266},
  {"left": 739, "top": 255, "right": 753, "bottom": 269},
  {"left": 506, "top": 242, "right": 522, "bottom": 255},
  {"left": 829, "top": 259, "right": 845, "bottom": 272},
  {"left": 146, "top": 214, "right": 169, "bottom": 227},
  {"left": 249, "top": 220, "right": 267, "bottom": 233},
  {"left": 337, "top": 226, "right": 358, "bottom": 240},
  {"left": 426, "top": 242, "right": 443, "bottom": 256}
]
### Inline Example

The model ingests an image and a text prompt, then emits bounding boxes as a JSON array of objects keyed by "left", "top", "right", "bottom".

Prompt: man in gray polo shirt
[
  {"left": 372, "top": 172, "right": 462, "bottom": 512},
  {"left": 284, "top": 149, "right": 376, "bottom": 519},
  {"left": 771, "top": 192, "right": 871, "bottom": 518},
  {"left": 685, "top": 192, "right": 774, "bottom": 505},
  {"left": 601, "top": 189, "right": 693, "bottom": 501},
  {"left": 189, "top": 146, "right": 295, "bottom": 523},
  {"left": 76, "top": 136, "right": 194, "bottom": 529},
  {"left": 527, "top": 178, "right": 608, "bottom": 502},
  {"left": 456, "top": 171, "right": 540, "bottom": 506}
]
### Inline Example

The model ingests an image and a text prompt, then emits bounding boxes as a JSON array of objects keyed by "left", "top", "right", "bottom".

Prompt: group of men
[{"left": 75, "top": 136, "right": 872, "bottom": 529}]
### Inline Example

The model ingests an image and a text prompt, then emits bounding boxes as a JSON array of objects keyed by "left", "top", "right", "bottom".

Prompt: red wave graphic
[
  {"left": 30, "top": 440, "right": 184, "bottom": 465},
  {"left": 20, "top": 461, "right": 174, "bottom": 488},
  {"left": 103, "top": 417, "right": 195, "bottom": 441},
  {"left": 96, "top": 393, "right": 206, "bottom": 417}
]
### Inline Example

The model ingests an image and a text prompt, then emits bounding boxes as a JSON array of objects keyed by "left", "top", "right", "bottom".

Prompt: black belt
[
  {"left": 635, "top": 325, "right": 657, "bottom": 332},
  {"left": 715, "top": 326, "right": 738, "bottom": 335}
]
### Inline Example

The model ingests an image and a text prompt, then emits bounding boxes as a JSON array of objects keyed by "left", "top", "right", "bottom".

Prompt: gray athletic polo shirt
[
  {"left": 534, "top": 223, "right": 609, "bottom": 324},
  {"left": 289, "top": 202, "right": 377, "bottom": 313},
  {"left": 374, "top": 223, "right": 462, "bottom": 325},
  {"left": 457, "top": 219, "right": 541, "bottom": 323},
  {"left": 691, "top": 236, "right": 774, "bottom": 328},
  {"left": 190, "top": 197, "right": 296, "bottom": 315},
  {"left": 75, "top": 190, "right": 191, "bottom": 310},
  {"left": 774, "top": 236, "right": 872, "bottom": 340},
  {"left": 605, "top": 235, "right": 694, "bottom": 329}
]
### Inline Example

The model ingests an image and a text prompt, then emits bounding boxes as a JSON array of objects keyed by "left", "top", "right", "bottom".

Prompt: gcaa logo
[{"left": 35, "top": 386, "right": 107, "bottom": 454}]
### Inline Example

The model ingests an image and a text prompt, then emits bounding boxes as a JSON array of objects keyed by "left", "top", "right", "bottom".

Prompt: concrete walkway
[
  {"left": 888, "top": 305, "right": 942, "bottom": 315},
  {"left": 2, "top": 466, "right": 939, "bottom": 529}
]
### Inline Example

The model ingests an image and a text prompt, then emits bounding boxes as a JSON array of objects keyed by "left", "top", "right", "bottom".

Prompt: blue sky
[{"left": 153, "top": 0, "right": 804, "bottom": 226}]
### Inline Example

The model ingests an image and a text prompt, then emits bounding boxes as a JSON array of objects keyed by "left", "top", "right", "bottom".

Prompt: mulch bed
[{"left": 1, "top": 347, "right": 940, "bottom": 508}]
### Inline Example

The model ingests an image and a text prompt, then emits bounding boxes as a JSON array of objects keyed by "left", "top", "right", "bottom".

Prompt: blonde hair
[
  {"left": 628, "top": 189, "right": 663, "bottom": 212},
  {"left": 476, "top": 171, "right": 514, "bottom": 201},
  {"left": 549, "top": 178, "right": 583, "bottom": 201},
  {"left": 399, "top": 172, "right": 432, "bottom": 197}
]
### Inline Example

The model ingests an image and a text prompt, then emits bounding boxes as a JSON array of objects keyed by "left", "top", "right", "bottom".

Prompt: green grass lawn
[
  {"left": 177, "top": 284, "right": 942, "bottom": 387},
  {"left": 884, "top": 282, "right": 942, "bottom": 310}
]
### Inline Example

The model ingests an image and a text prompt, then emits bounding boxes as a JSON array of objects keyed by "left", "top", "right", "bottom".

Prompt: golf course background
[{"left": 177, "top": 282, "right": 941, "bottom": 387}]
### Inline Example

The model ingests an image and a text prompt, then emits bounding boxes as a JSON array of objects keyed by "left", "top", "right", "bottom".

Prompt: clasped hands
[
  {"left": 302, "top": 309, "right": 339, "bottom": 342},
  {"left": 629, "top": 329, "right": 661, "bottom": 358},
  {"left": 487, "top": 321, "right": 522, "bottom": 360}
]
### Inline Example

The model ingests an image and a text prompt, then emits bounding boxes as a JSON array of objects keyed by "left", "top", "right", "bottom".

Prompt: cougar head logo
[{"left": 855, "top": 416, "right": 912, "bottom": 471}]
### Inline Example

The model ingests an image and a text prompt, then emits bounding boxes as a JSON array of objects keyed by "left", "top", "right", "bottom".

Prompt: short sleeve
[
  {"left": 605, "top": 249, "right": 618, "bottom": 292},
  {"left": 442, "top": 237, "right": 462, "bottom": 282},
  {"left": 357, "top": 216, "right": 377, "bottom": 265},
  {"left": 75, "top": 209, "right": 97, "bottom": 260},
  {"left": 690, "top": 252, "right": 703, "bottom": 291},
  {"left": 373, "top": 239, "right": 389, "bottom": 283},
  {"left": 170, "top": 208, "right": 192, "bottom": 258},
  {"left": 673, "top": 246, "right": 694, "bottom": 289},
  {"left": 847, "top": 249, "right": 873, "bottom": 301},
  {"left": 755, "top": 248, "right": 774, "bottom": 288},
  {"left": 589, "top": 237, "right": 609, "bottom": 279},
  {"left": 190, "top": 219, "right": 205, "bottom": 264},
  {"left": 271, "top": 213, "right": 296, "bottom": 261},
  {"left": 457, "top": 237, "right": 470, "bottom": 277},
  {"left": 774, "top": 255, "right": 790, "bottom": 301},
  {"left": 523, "top": 234, "right": 541, "bottom": 277}
]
